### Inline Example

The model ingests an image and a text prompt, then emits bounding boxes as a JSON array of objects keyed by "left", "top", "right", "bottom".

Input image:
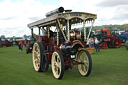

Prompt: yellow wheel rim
[
  {"left": 33, "top": 43, "right": 41, "bottom": 71},
  {"left": 77, "top": 50, "right": 89, "bottom": 76},
  {"left": 52, "top": 52, "right": 61, "bottom": 78}
]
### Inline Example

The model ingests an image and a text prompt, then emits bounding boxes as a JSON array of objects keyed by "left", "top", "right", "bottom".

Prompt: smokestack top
[{"left": 45, "top": 7, "right": 64, "bottom": 17}]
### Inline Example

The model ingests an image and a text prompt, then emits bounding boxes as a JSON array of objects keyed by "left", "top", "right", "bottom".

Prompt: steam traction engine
[
  {"left": 28, "top": 7, "right": 97, "bottom": 79},
  {"left": 95, "top": 28, "right": 121, "bottom": 49}
]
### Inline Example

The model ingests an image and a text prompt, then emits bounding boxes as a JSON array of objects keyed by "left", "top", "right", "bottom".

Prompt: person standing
[
  {"left": 18, "top": 41, "right": 21, "bottom": 51},
  {"left": 20, "top": 41, "right": 24, "bottom": 51},
  {"left": 90, "top": 38, "right": 94, "bottom": 48},
  {"left": 95, "top": 37, "right": 100, "bottom": 52}
]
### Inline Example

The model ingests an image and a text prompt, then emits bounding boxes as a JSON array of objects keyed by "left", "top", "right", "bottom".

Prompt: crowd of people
[{"left": 87, "top": 37, "right": 100, "bottom": 52}]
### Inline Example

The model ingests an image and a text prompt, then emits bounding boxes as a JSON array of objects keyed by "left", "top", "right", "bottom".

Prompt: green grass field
[{"left": 0, "top": 46, "right": 128, "bottom": 85}]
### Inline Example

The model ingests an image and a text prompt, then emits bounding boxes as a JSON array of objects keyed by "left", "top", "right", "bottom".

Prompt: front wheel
[
  {"left": 101, "top": 42, "right": 107, "bottom": 49},
  {"left": 121, "top": 37, "right": 126, "bottom": 43},
  {"left": 77, "top": 49, "right": 92, "bottom": 77},
  {"left": 51, "top": 51, "right": 64, "bottom": 79}
]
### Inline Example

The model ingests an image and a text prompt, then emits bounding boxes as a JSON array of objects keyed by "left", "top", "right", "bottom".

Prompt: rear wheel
[
  {"left": 77, "top": 49, "right": 92, "bottom": 76},
  {"left": 32, "top": 42, "right": 49, "bottom": 72},
  {"left": 112, "top": 39, "right": 121, "bottom": 48},
  {"left": 51, "top": 51, "right": 64, "bottom": 79},
  {"left": 40, "top": 43, "right": 49, "bottom": 72},
  {"left": 101, "top": 42, "right": 107, "bottom": 49}
]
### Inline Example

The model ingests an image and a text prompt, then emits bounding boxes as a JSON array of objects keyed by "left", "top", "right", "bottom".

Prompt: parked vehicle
[
  {"left": 95, "top": 28, "right": 121, "bottom": 49},
  {"left": 117, "top": 32, "right": 128, "bottom": 43},
  {"left": 28, "top": 7, "right": 97, "bottom": 79},
  {"left": 0, "top": 36, "right": 13, "bottom": 47},
  {"left": 116, "top": 29, "right": 128, "bottom": 43},
  {"left": 26, "top": 39, "right": 35, "bottom": 54},
  {"left": 1, "top": 39, "right": 13, "bottom": 47}
]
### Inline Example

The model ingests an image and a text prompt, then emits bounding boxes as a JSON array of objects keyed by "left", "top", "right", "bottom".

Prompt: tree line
[{"left": 94, "top": 24, "right": 128, "bottom": 31}]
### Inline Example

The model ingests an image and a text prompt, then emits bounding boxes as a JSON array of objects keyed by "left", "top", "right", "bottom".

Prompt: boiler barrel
[
  {"left": 60, "top": 44, "right": 76, "bottom": 55},
  {"left": 60, "top": 44, "right": 71, "bottom": 55}
]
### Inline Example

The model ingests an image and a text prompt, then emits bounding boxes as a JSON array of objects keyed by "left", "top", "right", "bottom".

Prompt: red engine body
[{"left": 39, "top": 30, "right": 87, "bottom": 66}]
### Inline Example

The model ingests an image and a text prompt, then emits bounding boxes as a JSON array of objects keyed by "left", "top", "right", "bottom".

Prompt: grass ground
[{"left": 0, "top": 46, "right": 128, "bottom": 85}]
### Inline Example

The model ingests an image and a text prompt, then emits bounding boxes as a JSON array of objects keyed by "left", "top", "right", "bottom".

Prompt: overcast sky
[{"left": 0, "top": 0, "right": 128, "bottom": 37}]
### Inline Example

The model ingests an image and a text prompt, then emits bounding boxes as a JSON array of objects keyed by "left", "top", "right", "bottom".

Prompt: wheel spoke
[
  {"left": 37, "top": 62, "right": 40, "bottom": 68},
  {"left": 34, "top": 50, "right": 40, "bottom": 59},
  {"left": 34, "top": 58, "right": 38, "bottom": 62},
  {"left": 37, "top": 53, "right": 40, "bottom": 58},
  {"left": 54, "top": 63, "right": 60, "bottom": 75},
  {"left": 84, "top": 60, "right": 88, "bottom": 66},
  {"left": 57, "top": 62, "right": 61, "bottom": 68},
  {"left": 53, "top": 57, "right": 57, "bottom": 67},
  {"left": 54, "top": 57, "right": 56, "bottom": 62},
  {"left": 57, "top": 69, "right": 59, "bottom": 75},
  {"left": 82, "top": 57, "right": 88, "bottom": 73},
  {"left": 33, "top": 51, "right": 37, "bottom": 56},
  {"left": 82, "top": 65, "right": 87, "bottom": 73},
  {"left": 57, "top": 57, "right": 61, "bottom": 67}
]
